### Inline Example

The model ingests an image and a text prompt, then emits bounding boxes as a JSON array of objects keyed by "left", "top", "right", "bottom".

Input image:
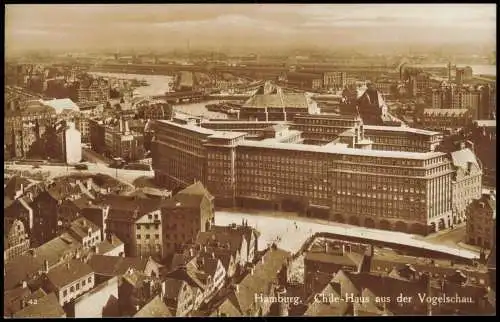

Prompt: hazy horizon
[{"left": 5, "top": 4, "right": 497, "bottom": 55}]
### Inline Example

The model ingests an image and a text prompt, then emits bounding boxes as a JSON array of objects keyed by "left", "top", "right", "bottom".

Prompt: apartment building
[{"left": 466, "top": 191, "right": 496, "bottom": 249}]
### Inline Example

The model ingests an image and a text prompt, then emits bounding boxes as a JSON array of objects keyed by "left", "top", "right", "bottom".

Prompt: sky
[{"left": 5, "top": 4, "right": 497, "bottom": 54}]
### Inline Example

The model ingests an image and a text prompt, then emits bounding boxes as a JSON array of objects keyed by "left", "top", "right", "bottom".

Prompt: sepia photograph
[{"left": 3, "top": 3, "right": 496, "bottom": 317}]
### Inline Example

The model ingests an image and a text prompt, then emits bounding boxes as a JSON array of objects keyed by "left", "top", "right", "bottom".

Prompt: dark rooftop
[{"left": 45, "top": 259, "right": 93, "bottom": 289}]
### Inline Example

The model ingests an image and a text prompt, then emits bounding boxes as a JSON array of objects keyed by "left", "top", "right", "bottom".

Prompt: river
[
  {"left": 414, "top": 64, "right": 496, "bottom": 76},
  {"left": 89, "top": 72, "right": 175, "bottom": 97}
]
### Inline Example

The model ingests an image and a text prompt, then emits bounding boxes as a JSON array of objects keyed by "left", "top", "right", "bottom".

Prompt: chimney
[
  {"left": 44, "top": 259, "right": 49, "bottom": 273},
  {"left": 86, "top": 178, "right": 92, "bottom": 191},
  {"left": 66, "top": 262, "right": 70, "bottom": 270},
  {"left": 325, "top": 242, "right": 330, "bottom": 254},
  {"left": 22, "top": 280, "right": 27, "bottom": 289},
  {"left": 82, "top": 220, "right": 87, "bottom": 227},
  {"left": 189, "top": 248, "right": 194, "bottom": 257},
  {"left": 261, "top": 255, "right": 265, "bottom": 264},
  {"left": 20, "top": 183, "right": 24, "bottom": 194},
  {"left": 251, "top": 266, "right": 255, "bottom": 275},
  {"left": 95, "top": 245, "right": 99, "bottom": 254},
  {"left": 203, "top": 245, "right": 207, "bottom": 252}
]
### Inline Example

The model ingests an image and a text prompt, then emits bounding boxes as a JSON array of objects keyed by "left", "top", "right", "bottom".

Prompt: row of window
[
  {"left": 62, "top": 276, "right": 93, "bottom": 298},
  {"left": 136, "top": 234, "right": 160, "bottom": 240}
]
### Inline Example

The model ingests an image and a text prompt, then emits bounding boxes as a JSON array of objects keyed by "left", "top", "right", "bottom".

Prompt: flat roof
[
  {"left": 364, "top": 125, "right": 441, "bottom": 136},
  {"left": 474, "top": 120, "right": 496, "bottom": 127},
  {"left": 238, "top": 140, "right": 445, "bottom": 160},
  {"left": 156, "top": 119, "right": 217, "bottom": 136},
  {"left": 209, "top": 131, "right": 247, "bottom": 140}
]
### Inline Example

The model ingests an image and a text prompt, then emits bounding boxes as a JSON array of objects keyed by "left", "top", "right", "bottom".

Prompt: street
[
  {"left": 214, "top": 210, "right": 479, "bottom": 260},
  {"left": 4, "top": 162, "right": 154, "bottom": 185}
]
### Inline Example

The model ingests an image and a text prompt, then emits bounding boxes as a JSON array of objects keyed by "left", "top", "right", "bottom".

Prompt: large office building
[{"left": 152, "top": 113, "right": 482, "bottom": 236}]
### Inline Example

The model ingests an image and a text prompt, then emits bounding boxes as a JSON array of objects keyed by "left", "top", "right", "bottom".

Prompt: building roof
[
  {"left": 4, "top": 175, "right": 32, "bottom": 199},
  {"left": 238, "top": 139, "right": 445, "bottom": 160},
  {"left": 450, "top": 148, "right": 479, "bottom": 169},
  {"left": 364, "top": 125, "right": 441, "bottom": 136},
  {"left": 35, "top": 232, "right": 82, "bottom": 268},
  {"left": 97, "top": 234, "right": 125, "bottom": 255},
  {"left": 304, "top": 281, "right": 349, "bottom": 316},
  {"left": 45, "top": 259, "right": 93, "bottom": 289},
  {"left": 68, "top": 217, "right": 100, "bottom": 240},
  {"left": 88, "top": 255, "right": 148, "bottom": 277},
  {"left": 423, "top": 109, "right": 468, "bottom": 116},
  {"left": 474, "top": 120, "right": 496, "bottom": 128},
  {"left": 305, "top": 251, "right": 364, "bottom": 268},
  {"left": 208, "top": 131, "right": 247, "bottom": 140},
  {"left": 12, "top": 293, "right": 65, "bottom": 318},
  {"left": 156, "top": 119, "right": 217, "bottom": 136},
  {"left": 227, "top": 247, "right": 290, "bottom": 315},
  {"left": 165, "top": 266, "right": 206, "bottom": 291},
  {"left": 134, "top": 295, "right": 173, "bottom": 317},
  {"left": 40, "top": 98, "right": 79, "bottom": 114},
  {"left": 99, "top": 195, "right": 161, "bottom": 222}
]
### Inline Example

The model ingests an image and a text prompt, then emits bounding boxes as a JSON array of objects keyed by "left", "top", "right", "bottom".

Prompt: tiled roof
[
  {"left": 4, "top": 176, "right": 31, "bottom": 199},
  {"left": 12, "top": 293, "right": 65, "bottom": 318},
  {"left": 99, "top": 195, "right": 162, "bottom": 222},
  {"left": 163, "top": 277, "right": 185, "bottom": 304},
  {"left": 304, "top": 251, "right": 364, "bottom": 268},
  {"left": 193, "top": 255, "right": 220, "bottom": 277},
  {"left": 35, "top": 232, "right": 82, "bottom": 267},
  {"left": 229, "top": 247, "right": 290, "bottom": 315},
  {"left": 45, "top": 259, "right": 93, "bottom": 289},
  {"left": 196, "top": 231, "right": 243, "bottom": 255},
  {"left": 165, "top": 266, "right": 206, "bottom": 291},
  {"left": 304, "top": 282, "right": 349, "bottom": 316},
  {"left": 209, "top": 297, "right": 242, "bottom": 317},
  {"left": 96, "top": 234, "right": 124, "bottom": 255},
  {"left": 68, "top": 217, "right": 100, "bottom": 239},
  {"left": 134, "top": 295, "right": 173, "bottom": 317},
  {"left": 88, "top": 255, "right": 148, "bottom": 277}
]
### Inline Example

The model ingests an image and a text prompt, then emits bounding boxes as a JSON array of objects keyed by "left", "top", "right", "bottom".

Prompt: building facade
[
  {"left": 152, "top": 116, "right": 482, "bottom": 235},
  {"left": 466, "top": 191, "right": 496, "bottom": 249},
  {"left": 4, "top": 218, "right": 31, "bottom": 262}
]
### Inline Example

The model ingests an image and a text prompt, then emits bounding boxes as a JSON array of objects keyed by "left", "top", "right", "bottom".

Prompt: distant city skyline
[{"left": 5, "top": 4, "right": 496, "bottom": 54}]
